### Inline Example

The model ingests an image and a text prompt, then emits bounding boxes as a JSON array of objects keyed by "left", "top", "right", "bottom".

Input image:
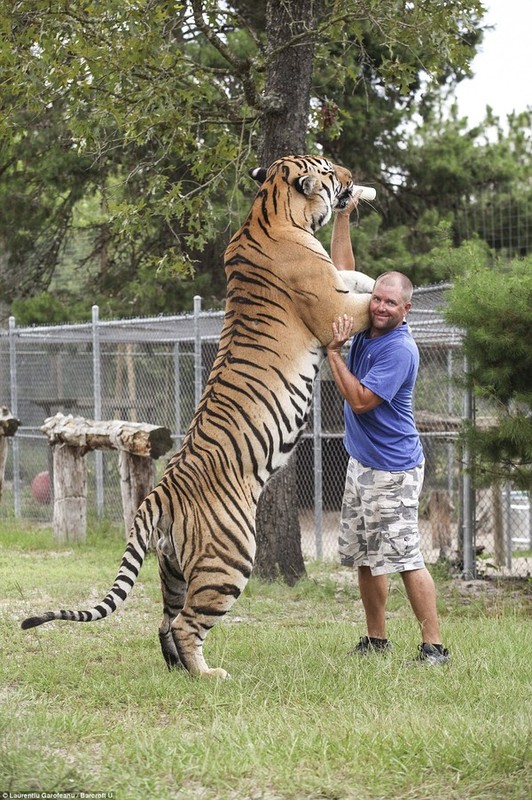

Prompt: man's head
[{"left": 369, "top": 271, "right": 413, "bottom": 337}]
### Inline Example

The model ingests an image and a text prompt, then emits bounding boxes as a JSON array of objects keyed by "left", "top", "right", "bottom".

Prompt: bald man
[{"left": 327, "top": 200, "right": 449, "bottom": 665}]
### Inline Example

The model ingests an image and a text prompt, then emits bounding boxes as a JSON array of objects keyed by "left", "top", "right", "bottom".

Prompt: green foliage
[
  {"left": 0, "top": 0, "right": 490, "bottom": 322},
  {"left": 326, "top": 100, "right": 532, "bottom": 284},
  {"left": 391, "top": 107, "right": 532, "bottom": 223},
  {"left": 10, "top": 293, "right": 90, "bottom": 325},
  {"left": 321, "top": 209, "right": 493, "bottom": 285},
  {"left": 0, "top": 0, "right": 256, "bottom": 316},
  {"left": 446, "top": 257, "right": 532, "bottom": 488}
]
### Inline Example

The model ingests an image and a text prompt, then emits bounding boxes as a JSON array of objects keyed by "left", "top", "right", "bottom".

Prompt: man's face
[{"left": 369, "top": 280, "right": 411, "bottom": 336}]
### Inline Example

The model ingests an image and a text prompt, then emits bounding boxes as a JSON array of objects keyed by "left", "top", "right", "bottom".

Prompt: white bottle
[{"left": 352, "top": 185, "right": 376, "bottom": 201}]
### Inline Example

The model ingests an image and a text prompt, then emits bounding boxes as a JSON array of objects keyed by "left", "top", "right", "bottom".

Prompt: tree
[
  {"left": 0, "top": 0, "right": 487, "bottom": 317},
  {"left": 446, "top": 257, "right": 532, "bottom": 490},
  {"left": 326, "top": 105, "right": 532, "bottom": 286},
  {"left": 0, "top": 0, "right": 488, "bottom": 583},
  {"left": 250, "top": 0, "right": 321, "bottom": 585},
  {"left": 0, "top": 1, "right": 247, "bottom": 314}
]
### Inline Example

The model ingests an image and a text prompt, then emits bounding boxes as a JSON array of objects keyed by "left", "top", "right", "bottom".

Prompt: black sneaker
[
  {"left": 415, "top": 642, "right": 450, "bottom": 666},
  {"left": 349, "top": 635, "right": 392, "bottom": 656}
]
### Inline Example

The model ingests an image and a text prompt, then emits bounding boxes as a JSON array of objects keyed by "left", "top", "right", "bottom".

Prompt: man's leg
[
  {"left": 358, "top": 565, "right": 389, "bottom": 639},
  {"left": 400, "top": 567, "right": 442, "bottom": 644}
]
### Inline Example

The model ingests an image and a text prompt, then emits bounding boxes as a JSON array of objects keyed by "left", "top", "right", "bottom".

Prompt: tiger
[{"left": 21, "top": 154, "right": 375, "bottom": 679}]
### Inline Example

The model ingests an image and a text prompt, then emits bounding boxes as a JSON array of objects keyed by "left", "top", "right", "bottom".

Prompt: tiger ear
[
  {"left": 294, "top": 175, "right": 320, "bottom": 197},
  {"left": 249, "top": 167, "right": 267, "bottom": 184}
]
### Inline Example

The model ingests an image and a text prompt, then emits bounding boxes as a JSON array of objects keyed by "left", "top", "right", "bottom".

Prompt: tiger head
[{"left": 248, "top": 154, "right": 355, "bottom": 233}]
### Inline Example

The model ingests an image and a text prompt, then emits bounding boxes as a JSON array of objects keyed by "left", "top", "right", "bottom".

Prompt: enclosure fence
[{"left": 0, "top": 286, "right": 530, "bottom": 578}]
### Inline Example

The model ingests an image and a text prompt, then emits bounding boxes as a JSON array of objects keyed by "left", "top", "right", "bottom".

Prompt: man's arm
[
  {"left": 330, "top": 193, "right": 360, "bottom": 271},
  {"left": 327, "top": 315, "right": 383, "bottom": 414}
]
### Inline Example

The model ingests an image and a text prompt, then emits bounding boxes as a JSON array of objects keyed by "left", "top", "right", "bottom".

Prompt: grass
[{"left": 1, "top": 520, "right": 531, "bottom": 800}]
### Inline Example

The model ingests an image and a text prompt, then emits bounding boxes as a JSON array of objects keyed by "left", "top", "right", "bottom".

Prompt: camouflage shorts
[{"left": 338, "top": 457, "right": 426, "bottom": 576}]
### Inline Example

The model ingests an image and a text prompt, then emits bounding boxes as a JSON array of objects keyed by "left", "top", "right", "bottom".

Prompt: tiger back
[{"left": 21, "top": 155, "right": 375, "bottom": 679}]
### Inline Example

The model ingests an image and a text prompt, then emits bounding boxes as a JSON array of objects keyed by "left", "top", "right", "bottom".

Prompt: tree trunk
[
  {"left": 254, "top": 0, "right": 323, "bottom": 584},
  {"left": 258, "top": 0, "right": 321, "bottom": 161},
  {"left": 255, "top": 458, "right": 306, "bottom": 585}
]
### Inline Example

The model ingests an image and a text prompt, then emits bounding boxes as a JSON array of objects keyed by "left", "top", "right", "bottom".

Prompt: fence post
[
  {"left": 193, "top": 296, "right": 203, "bottom": 407},
  {"left": 504, "top": 483, "right": 513, "bottom": 571},
  {"left": 529, "top": 492, "right": 532, "bottom": 551},
  {"left": 8, "top": 316, "right": 21, "bottom": 518},
  {"left": 92, "top": 304, "right": 104, "bottom": 516},
  {"left": 173, "top": 342, "right": 181, "bottom": 446},
  {"left": 313, "top": 369, "right": 323, "bottom": 560},
  {"left": 446, "top": 349, "right": 455, "bottom": 497},
  {"left": 462, "top": 356, "right": 476, "bottom": 579}
]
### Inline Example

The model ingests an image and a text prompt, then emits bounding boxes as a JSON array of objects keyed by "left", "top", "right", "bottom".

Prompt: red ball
[{"left": 31, "top": 471, "right": 52, "bottom": 504}]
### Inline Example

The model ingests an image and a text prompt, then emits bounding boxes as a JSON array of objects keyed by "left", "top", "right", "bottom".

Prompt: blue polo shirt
[{"left": 343, "top": 323, "right": 423, "bottom": 471}]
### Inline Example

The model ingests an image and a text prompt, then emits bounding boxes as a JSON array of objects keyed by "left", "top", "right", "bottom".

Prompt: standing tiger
[{"left": 21, "top": 154, "right": 375, "bottom": 678}]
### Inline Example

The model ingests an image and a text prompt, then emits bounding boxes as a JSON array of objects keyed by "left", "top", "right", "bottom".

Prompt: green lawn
[{"left": 1, "top": 521, "right": 530, "bottom": 800}]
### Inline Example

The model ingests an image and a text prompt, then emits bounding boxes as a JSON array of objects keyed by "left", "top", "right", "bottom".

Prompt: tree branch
[{"left": 190, "top": 0, "right": 260, "bottom": 109}]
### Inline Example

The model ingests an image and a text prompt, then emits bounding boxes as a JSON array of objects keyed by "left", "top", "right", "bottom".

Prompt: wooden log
[
  {"left": 119, "top": 450, "right": 155, "bottom": 536},
  {"left": 415, "top": 410, "right": 495, "bottom": 434},
  {"left": 41, "top": 413, "right": 171, "bottom": 542},
  {"left": 0, "top": 406, "right": 20, "bottom": 502},
  {"left": 41, "top": 413, "right": 173, "bottom": 458},
  {"left": 0, "top": 438, "right": 8, "bottom": 503},
  {"left": 53, "top": 444, "right": 87, "bottom": 543}
]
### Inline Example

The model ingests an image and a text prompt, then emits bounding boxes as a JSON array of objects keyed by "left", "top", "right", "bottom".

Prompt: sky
[{"left": 453, "top": 0, "right": 532, "bottom": 127}]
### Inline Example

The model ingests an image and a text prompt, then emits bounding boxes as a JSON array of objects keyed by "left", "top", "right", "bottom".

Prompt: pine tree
[{"left": 446, "top": 258, "right": 532, "bottom": 489}]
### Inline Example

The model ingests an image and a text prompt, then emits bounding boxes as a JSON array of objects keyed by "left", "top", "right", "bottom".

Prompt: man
[{"left": 327, "top": 196, "right": 449, "bottom": 665}]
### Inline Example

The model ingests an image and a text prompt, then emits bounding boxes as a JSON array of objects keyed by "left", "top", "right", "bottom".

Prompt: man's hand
[
  {"left": 335, "top": 189, "right": 362, "bottom": 218},
  {"left": 327, "top": 314, "right": 354, "bottom": 352}
]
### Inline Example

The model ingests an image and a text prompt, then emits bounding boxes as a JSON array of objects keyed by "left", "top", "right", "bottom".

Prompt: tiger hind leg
[
  {"left": 156, "top": 536, "right": 186, "bottom": 671},
  {"left": 170, "top": 566, "right": 249, "bottom": 679}
]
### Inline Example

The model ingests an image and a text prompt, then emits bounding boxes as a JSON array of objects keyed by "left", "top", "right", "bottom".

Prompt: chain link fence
[{"left": 0, "top": 287, "right": 530, "bottom": 577}]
